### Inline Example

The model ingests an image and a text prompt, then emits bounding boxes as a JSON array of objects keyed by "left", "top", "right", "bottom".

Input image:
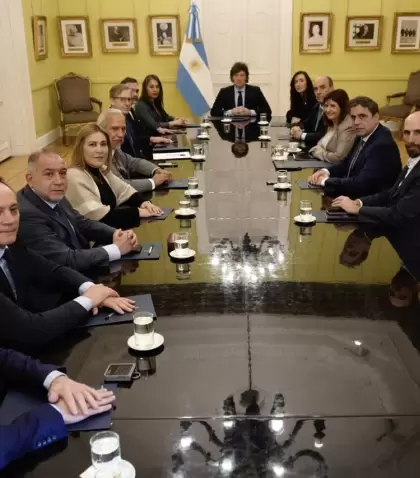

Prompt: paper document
[{"left": 153, "top": 152, "right": 191, "bottom": 160}]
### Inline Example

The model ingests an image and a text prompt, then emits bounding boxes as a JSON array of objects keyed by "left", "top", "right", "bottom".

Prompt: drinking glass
[
  {"left": 288, "top": 141, "right": 299, "bottom": 152},
  {"left": 223, "top": 111, "right": 231, "bottom": 122},
  {"left": 260, "top": 113, "right": 268, "bottom": 123},
  {"left": 272, "top": 145, "right": 284, "bottom": 158},
  {"left": 173, "top": 232, "right": 190, "bottom": 257},
  {"left": 188, "top": 177, "right": 199, "bottom": 190},
  {"left": 179, "top": 199, "right": 191, "bottom": 212},
  {"left": 198, "top": 126, "right": 209, "bottom": 137},
  {"left": 277, "top": 170, "right": 288, "bottom": 184},
  {"left": 90, "top": 431, "right": 121, "bottom": 478},
  {"left": 260, "top": 126, "right": 269, "bottom": 137},
  {"left": 133, "top": 311, "right": 154, "bottom": 347},
  {"left": 192, "top": 144, "right": 204, "bottom": 157},
  {"left": 300, "top": 200, "right": 312, "bottom": 219}
]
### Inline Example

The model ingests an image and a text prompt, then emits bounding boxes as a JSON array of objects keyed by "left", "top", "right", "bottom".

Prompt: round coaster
[
  {"left": 273, "top": 183, "right": 292, "bottom": 190},
  {"left": 127, "top": 333, "right": 164, "bottom": 352},
  {"left": 287, "top": 147, "right": 302, "bottom": 153},
  {"left": 175, "top": 208, "right": 197, "bottom": 217},
  {"left": 184, "top": 189, "right": 204, "bottom": 197},
  {"left": 259, "top": 135, "right": 271, "bottom": 141},
  {"left": 221, "top": 118, "right": 232, "bottom": 123},
  {"left": 169, "top": 249, "right": 196, "bottom": 259},
  {"left": 257, "top": 121, "right": 269, "bottom": 126},
  {"left": 294, "top": 214, "right": 316, "bottom": 226},
  {"left": 191, "top": 154, "right": 206, "bottom": 161}
]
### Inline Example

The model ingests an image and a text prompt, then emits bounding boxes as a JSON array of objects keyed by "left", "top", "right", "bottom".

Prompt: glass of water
[
  {"left": 277, "top": 170, "right": 288, "bottom": 184},
  {"left": 300, "top": 200, "right": 312, "bottom": 220},
  {"left": 272, "top": 145, "right": 284, "bottom": 158},
  {"left": 188, "top": 177, "right": 199, "bottom": 191},
  {"left": 199, "top": 126, "right": 209, "bottom": 137},
  {"left": 133, "top": 310, "right": 154, "bottom": 348},
  {"left": 192, "top": 144, "right": 204, "bottom": 157},
  {"left": 179, "top": 199, "right": 191, "bottom": 212},
  {"left": 174, "top": 232, "right": 190, "bottom": 256},
  {"left": 223, "top": 111, "right": 231, "bottom": 122},
  {"left": 260, "top": 113, "right": 268, "bottom": 123},
  {"left": 260, "top": 126, "right": 269, "bottom": 137},
  {"left": 90, "top": 431, "right": 121, "bottom": 478}
]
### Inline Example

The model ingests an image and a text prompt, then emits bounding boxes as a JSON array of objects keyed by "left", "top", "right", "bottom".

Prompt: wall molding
[
  {"left": 332, "top": 75, "right": 408, "bottom": 82},
  {"left": 90, "top": 77, "right": 177, "bottom": 85},
  {"left": 32, "top": 82, "right": 53, "bottom": 93},
  {"left": 35, "top": 127, "right": 61, "bottom": 149}
]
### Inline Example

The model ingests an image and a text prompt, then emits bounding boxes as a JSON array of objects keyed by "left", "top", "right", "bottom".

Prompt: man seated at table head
[
  {"left": 290, "top": 76, "right": 334, "bottom": 148},
  {"left": 210, "top": 61, "right": 272, "bottom": 119},
  {"left": 0, "top": 177, "right": 135, "bottom": 350},
  {"left": 308, "top": 96, "right": 402, "bottom": 198},
  {"left": 97, "top": 109, "right": 172, "bottom": 192},
  {"left": 0, "top": 347, "right": 115, "bottom": 470},
  {"left": 17, "top": 149, "right": 139, "bottom": 272},
  {"left": 110, "top": 84, "right": 170, "bottom": 159},
  {"left": 331, "top": 111, "right": 420, "bottom": 231}
]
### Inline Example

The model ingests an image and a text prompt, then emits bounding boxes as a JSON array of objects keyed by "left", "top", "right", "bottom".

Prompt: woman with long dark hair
[
  {"left": 286, "top": 71, "right": 317, "bottom": 125},
  {"left": 134, "top": 74, "right": 187, "bottom": 134}
]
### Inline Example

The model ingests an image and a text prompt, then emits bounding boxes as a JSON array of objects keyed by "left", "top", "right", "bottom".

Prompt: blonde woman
[
  {"left": 66, "top": 123, "right": 162, "bottom": 229},
  {"left": 310, "top": 89, "right": 356, "bottom": 163}
]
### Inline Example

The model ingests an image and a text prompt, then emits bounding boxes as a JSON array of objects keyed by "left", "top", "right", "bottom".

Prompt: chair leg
[{"left": 62, "top": 125, "right": 70, "bottom": 146}]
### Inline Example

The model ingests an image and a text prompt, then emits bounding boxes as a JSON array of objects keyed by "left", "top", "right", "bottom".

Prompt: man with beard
[{"left": 331, "top": 111, "right": 420, "bottom": 230}]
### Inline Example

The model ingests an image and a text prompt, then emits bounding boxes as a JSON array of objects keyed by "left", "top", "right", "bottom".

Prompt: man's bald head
[
  {"left": 314, "top": 76, "right": 334, "bottom": 103},
  {"left": 403, "top": 111, "right": 420, "bottom": 158},
  {"left": 0, "top": 178, "right": 19, "bottom": 247}
]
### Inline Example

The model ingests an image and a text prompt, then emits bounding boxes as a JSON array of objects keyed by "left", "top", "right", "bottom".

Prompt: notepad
[
  {"left": 121, "top": 243, "right": 162, "bottom": 260},
  {"left": 296, "top": 179, "right": 323, "bottom": 190}
]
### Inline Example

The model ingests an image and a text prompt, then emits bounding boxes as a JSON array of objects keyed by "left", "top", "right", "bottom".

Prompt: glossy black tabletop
[{"left": 4, "top": 121, "right": 420, "bottom": 478}]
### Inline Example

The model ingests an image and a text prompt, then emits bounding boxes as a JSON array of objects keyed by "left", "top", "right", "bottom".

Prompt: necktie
[
  {"left": 237, "top": 91, "right": 243, "bottom": 108},
  {"left": 0, "top": 249, "right": 17, "bottom": 299},
  {"left": 237, "top": 127, "right": 243, "bottom": 141},
  {"left": 347, "top": 140, "right": 365, "bottom": 177},
  {"left": 55, "top": 204, "right": 82, "bottom": 248},
  {"left": 314, "top": 106, "right": 323, "bottom": 130}
]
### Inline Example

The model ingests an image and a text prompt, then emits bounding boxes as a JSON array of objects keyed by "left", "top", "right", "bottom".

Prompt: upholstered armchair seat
[
  {"left": 54, "top": 72, "right": 102, "bottom": 145},
  {"left": 379, "top": 103, "right": 414, "bottom": 119}
]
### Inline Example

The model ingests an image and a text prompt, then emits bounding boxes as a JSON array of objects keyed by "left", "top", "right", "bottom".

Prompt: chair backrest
[
  {"left": 55, "top": 73, "right": 93, "bottom": 113},
  {"left": 404, "top": 70, "right": 420, "bottom": 106}
]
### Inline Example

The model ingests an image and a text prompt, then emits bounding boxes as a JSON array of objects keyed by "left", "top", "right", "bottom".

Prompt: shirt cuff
[
  {"left": 320, "top": 178, "right": 328, "bottom": 187},
  {"left": 357, "top": 199, "right": 363, "bottom": 207},
  {"left": 103, "top": 244, "right": 121, "bottom": 262},
  {"left": 78, "top": 281, "right": 94, "bottom": 295},
  {"left": 43, "top": 370, "right": 66, "bottom": 390},
  {"left": 226, "top": 110, "right": 233, "bottom": 116},
  {"left": 301, "top": 133, "right": 307, "bottom": 140},
  {"left": 321, "top": 168, "right": 330, "bottom": 176},
  {"left": 250, "top": 110, "right": 257, "bottom": 116},
  {"left": 73, "top": 296, "right": 93, "bottom": 312},
  {"left": 148, "top": 178, "right": 156, "bottom": 190}
]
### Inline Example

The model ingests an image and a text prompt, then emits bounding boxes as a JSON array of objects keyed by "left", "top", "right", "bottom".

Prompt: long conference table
[{"left": 4, "top": 119, "right": 420, "bottom": 478}]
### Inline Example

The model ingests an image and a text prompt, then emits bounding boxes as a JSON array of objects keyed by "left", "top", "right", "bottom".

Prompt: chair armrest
[
  {"left": 90, "top": 96, "right": 102, "bottom": 111},
  {"left": 386, "top": 92, "right": 405, "bottom": 104}
]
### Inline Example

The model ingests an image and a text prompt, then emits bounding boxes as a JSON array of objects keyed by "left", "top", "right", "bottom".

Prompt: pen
[
  {"left": 105, "top": 306, "right": 139, "bottom": 321},
  {"left": 148, "top": 246, "right": 153, "bottom": 256}
]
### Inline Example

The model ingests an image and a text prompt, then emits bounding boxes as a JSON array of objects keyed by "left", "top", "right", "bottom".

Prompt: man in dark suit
[
  {"left": 17, "top": 150, "right": 138, "bottom": 272},
  {"left": 0, "top": 347, "right": 115, "bottom": 470},
  {"left": 290, "top": 76, "right": 334, "bottom": 148},
  {"left": 210, "top": 62, "right": 272, "bottom": 119},
  {"left": 98, "top": 109, "right": 173, "bottom": 193},
  {"left": 308, "top": 96, "right": 402, "bottom": 198},
  {"left": 0, "top": 178, "right": 135, "bottom": 350},
  {"left": 331, "top": 111, "right": 420, "bottom": 231}
]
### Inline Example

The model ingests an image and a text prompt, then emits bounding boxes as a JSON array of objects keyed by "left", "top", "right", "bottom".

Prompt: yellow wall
[
  {"left": 293, "top": 0, "right": 420, "bottom": 106},
  {"left": 23, "top": 0, "right": 191, "bottom": 138}
]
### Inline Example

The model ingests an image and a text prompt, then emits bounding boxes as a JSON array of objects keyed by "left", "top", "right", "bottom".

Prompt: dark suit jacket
[
  {"left": 210, "top": 84, "right": 272, "bottom": 118},
  {"left": 324, "top": 125, "right": 402, "bottom": 199},
  {"left": 0, "top": 348, "right": 67, "bottom": 470},
  {"left": 0, "top": 243, "right": 91, "bottom": 350},
  {"left": 286, "top": 95, "right": 317, "bottom": 124},
  {"left": 135, "top": 99, "right": 174, "bottom": 135},
  {"left": 301, "top": 103, "right": 326, "bottom": 148},
  {"left": 17, "top": 186, "right": 116, "bottom": 272},
  {"left": 359, "top": 160, "right": 420, "bottom": 230}
]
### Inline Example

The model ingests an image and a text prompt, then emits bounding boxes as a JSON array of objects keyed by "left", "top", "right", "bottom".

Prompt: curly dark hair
[{"left": 230, "top": 62, "right": 249, "bottom": 82}]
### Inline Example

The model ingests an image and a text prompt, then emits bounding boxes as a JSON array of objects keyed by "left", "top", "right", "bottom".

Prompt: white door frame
[
  {"left": 193, "top": 0, "right": 293, "bottom": 115},
  {"left": 0, "top": 0, "right": 37, "bottom": 156}
]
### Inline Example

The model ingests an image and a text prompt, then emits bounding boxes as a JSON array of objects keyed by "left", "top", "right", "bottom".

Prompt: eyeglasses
[{"left": 113, "top": 97, "right": 133, "bottom": 103}]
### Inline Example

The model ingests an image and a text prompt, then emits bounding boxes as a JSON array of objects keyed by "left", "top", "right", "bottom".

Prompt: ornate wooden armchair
[
  {"left": 379, "top": 70, "right": 420, "bottom": 134},
  {"left": 54, "top": 72, "right": 102, "bottom": 145}
]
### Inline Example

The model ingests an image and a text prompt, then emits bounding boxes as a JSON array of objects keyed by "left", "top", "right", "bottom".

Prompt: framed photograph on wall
[
  {"left": 345, "top": 16, "right": 382, "bottom": 51},
  {"left": 392, "top": 13, "right": 420, "bottom": 53},
  {"left": 32, "top": 15, "right": 48, "bottom": 60},
  {"left": 148, "top": 15, "right": 181, "bottom": 56},
  {"left": 100, "top": 19, "right": 138, "bottom": 53},
  {"left": 57, "top": 16, "right": 91, "bottom": 57},
  {"left": 300, "top": 13, "right": 332, "bottom": 54}
]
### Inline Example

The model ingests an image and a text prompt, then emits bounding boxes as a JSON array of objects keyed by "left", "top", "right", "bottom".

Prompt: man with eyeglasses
[{"left": 110, "top": 83, "right": 170, "bottom": 159}]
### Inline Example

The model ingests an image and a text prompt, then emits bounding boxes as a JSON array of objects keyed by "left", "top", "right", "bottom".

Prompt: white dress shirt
[{"left": 38, "top": 192, "right": 121, "bottom": 262}]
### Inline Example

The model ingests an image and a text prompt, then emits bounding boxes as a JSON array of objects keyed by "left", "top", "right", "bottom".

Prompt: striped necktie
[
  {"left": 347, "top": 140, "right": 365, "bottom": 177},
  {"left": 0, "top": 249, "right": 17, "bottom": 299}
]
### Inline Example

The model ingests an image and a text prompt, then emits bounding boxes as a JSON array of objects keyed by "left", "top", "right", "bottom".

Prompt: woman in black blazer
[
  {"left": 135, "top": 74, "right": 187, "bottom": 135},
  {"left": 286, "top": 71, "right": 317, "bottom": 125}
]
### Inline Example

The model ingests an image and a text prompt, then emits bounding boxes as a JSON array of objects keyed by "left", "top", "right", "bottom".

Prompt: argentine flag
[{"left": 176, "top": 1, "right": 214, "bottom": 116}]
